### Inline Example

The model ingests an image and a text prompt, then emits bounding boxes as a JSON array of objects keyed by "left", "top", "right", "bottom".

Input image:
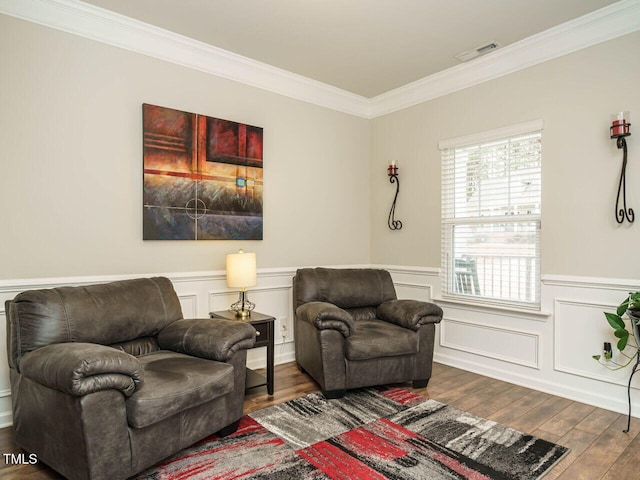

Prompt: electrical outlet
[
  {"left": 603, "top": 341, "right": 614, "bottom": 363},
  {"left": 280, "top": 317, "right": 289, "bottom": 343},
  {"left": 280, "top": 319, "right": 287, "bottom": 343}
]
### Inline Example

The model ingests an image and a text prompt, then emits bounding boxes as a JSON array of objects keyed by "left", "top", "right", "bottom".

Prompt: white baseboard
[
  {"left": 246, "top": 341, "right": 295, "bottom": 371},
  {"left": 0, "top": 412, "right": 12, "bottom": 429},
  {"left": 433, "top": 351, "right": 633, "bottom": 418}
]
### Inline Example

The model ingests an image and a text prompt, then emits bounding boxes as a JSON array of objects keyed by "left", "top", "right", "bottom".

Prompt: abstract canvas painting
[{"left": 143, "top": 103, "right": 263, "bottom": 240}]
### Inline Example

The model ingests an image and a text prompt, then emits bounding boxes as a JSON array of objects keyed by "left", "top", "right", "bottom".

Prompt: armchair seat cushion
[
  {"left": 345, "top": 319, "right": 419, "bottom": 361},
  {"left": 126, "top": 351, "right": 234, "bottom": 428}
]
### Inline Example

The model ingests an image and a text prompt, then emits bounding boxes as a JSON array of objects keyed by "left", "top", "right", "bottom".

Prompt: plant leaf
[
  {"left": 615, "top": 328, "right": 629, "bottom": 339},
  {"left": 618, "top": 335, "right": 629, "bottom": 351},
  {"left": 593, "top": 355, "right": 601, "bottom": 361},
  {"left": 618, "top": 299, "right": 630, "bottom": 316},
  {"left": 606, "top": 313, "right": 626, "bottom": 330},
  {"left": 630, "top": 292, "right": 640, "bottom": 310}
]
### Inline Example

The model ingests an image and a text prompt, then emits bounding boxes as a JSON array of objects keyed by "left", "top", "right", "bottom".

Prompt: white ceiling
[{"left": 81, "top": 0, "right": 617, "bottom": 97}]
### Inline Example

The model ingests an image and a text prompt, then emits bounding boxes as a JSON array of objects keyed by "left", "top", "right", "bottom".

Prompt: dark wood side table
[{"left": 209, "top": 310, "right": 275, "bottom": 395}]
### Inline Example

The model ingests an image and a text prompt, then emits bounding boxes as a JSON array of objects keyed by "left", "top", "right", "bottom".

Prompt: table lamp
[{"left": 226, "top": 249, "right": 257, "bottom": 318}]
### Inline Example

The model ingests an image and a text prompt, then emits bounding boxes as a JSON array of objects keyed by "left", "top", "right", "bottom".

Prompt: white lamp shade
[{"left": 226, "top": 250, "right": 257, "bottom": 288}]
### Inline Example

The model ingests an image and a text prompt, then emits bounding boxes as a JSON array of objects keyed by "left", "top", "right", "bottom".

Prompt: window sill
[{"left": 432, "top": 296, "right": 552, "bottom": 321}]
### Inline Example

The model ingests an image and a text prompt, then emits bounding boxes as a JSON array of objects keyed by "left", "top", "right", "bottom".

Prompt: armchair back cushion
[
  {"left": 6, "top": 277, "right": 182, "bottom": 369},
  {"left": 293, "top": 268, "right": 396, "bottom": 310}
]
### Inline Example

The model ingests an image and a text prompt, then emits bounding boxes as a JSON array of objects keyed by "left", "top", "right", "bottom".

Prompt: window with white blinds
[{"left": 439, "top": 120, "right": 543, "bottom": 309}]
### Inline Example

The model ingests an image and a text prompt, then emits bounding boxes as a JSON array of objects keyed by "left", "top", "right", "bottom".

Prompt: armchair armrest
[
  {"left": 18, "top": 343, "right": 143, "bottom": 397},
  {"left": 377, "top": 300, "right": 443, "bottom": 331},
  {"left": 296, "top": 302, "right": 354, "bottom": 337},
  {"left": 158, "top": 318, "right": 256, "bottom": 362}
]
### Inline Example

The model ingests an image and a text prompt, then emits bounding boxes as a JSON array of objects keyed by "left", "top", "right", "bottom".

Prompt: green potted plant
[{"left": 593, "top": 292, "right": 640, "bottom": 369}]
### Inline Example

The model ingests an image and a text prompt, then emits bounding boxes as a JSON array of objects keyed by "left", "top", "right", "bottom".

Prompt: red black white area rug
[{"left": 135, "top": 387, "right": 569, "bottom": 479}]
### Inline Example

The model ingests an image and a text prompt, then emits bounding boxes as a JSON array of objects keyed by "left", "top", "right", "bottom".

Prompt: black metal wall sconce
[
  {"left": 387, "top": 161, "right": 402, "bottom": 230},
  {"left": 611, "top": 111, "right": 634, "bottom": 224}
]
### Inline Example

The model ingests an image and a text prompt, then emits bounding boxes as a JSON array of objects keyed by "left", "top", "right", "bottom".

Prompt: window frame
[{"left": 439, "top": 120, "right": 543, "bottom": 310}]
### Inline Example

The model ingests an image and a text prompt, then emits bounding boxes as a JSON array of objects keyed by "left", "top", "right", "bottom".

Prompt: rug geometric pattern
[{"left": 134, "top": 386, "right": 569, "bottom": 479}]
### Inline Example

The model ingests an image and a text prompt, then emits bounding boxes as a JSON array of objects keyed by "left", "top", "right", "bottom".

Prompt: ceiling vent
[{"left": 455, "top": 41, "right": 501, "bottom": 62}]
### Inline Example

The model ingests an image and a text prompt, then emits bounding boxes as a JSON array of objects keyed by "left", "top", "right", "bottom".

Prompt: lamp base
[{"left": 230, "top": 290, "right": 255, "bottom": 318}]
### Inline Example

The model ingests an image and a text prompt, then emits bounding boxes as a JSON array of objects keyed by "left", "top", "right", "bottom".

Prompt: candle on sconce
[
  {"left": 387, "top": 161, "right": 398, "bottom": 176},
  {"left": 611, "top": 111, "right": 630, "bottom": 137}
]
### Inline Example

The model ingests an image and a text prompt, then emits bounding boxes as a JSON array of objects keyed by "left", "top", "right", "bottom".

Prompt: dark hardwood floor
[{"left": 1, "top": 362, "right": 639, "bottom": 479}]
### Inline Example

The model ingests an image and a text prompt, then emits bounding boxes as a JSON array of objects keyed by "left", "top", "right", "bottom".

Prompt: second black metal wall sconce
[
  {"left": 387, "top": 161, "right": 402, "bottom": 230},
  {"left": 611, "top": 111, "right": 634, "bottom": 224}
]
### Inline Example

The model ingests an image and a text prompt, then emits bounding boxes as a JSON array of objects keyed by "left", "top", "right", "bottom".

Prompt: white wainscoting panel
[
  {"left": 383, "top": 265, "right": 439, "bottom": 302},
  {"left": 554, "top": 298, "right": 638, "bottom": 387},
  {"left": 434, "top": 274, "right": 640, "bottom": 419},
  {"left": 178, "top": 294, "right": 198, "bottom": 319},
  {"left": 440, "top": 317, "right": 539, "bottom": 369},
  {"left": 1, "top": 268, "right": 639, "bottom": 427},
  {"left": 394, "top": 282, "right": 432, "bottom": 302}
]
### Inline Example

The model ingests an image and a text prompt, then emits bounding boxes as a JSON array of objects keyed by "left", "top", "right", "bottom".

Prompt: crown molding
[
  {"left": 1, "top": 0, "right": 639, "bottom": 120},
  {"left": 369, "top": 0, "right": 640, "bottom": 117},
  {"left": 0, "top": 0, "right": 372, "bottom": 117}
]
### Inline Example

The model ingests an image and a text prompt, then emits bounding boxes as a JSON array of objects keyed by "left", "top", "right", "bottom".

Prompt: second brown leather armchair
[{"left": 293, "top": 268, "right": 443, "bottom": 398}]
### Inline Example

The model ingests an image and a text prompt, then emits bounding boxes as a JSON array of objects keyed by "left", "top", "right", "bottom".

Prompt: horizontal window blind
[{"left": 441, "top": 124, "right": 542, "bottom": 309}]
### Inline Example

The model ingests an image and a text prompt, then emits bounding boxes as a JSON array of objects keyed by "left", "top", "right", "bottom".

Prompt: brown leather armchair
[
  {"left": 293, "top": 268, "right": 443, "bottom": 398},
  {"left": 5, "top": 277, "right": 256, "bottom": 480}
]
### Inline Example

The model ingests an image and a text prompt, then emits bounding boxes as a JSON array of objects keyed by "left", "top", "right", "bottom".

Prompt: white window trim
[
  {"left": 439, "top": 119, "right": 544, "bottom": 310},
  {"left": 432, "top": 296, "right": 552, "bottom": 320},
  {"left": 439, "top": 119, "right": 544, "bottom": 151}
]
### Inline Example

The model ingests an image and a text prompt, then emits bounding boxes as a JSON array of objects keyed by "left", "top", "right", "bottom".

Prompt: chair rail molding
[{"left": 542, "top": 273, "right": 640, "bottom": 291}]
